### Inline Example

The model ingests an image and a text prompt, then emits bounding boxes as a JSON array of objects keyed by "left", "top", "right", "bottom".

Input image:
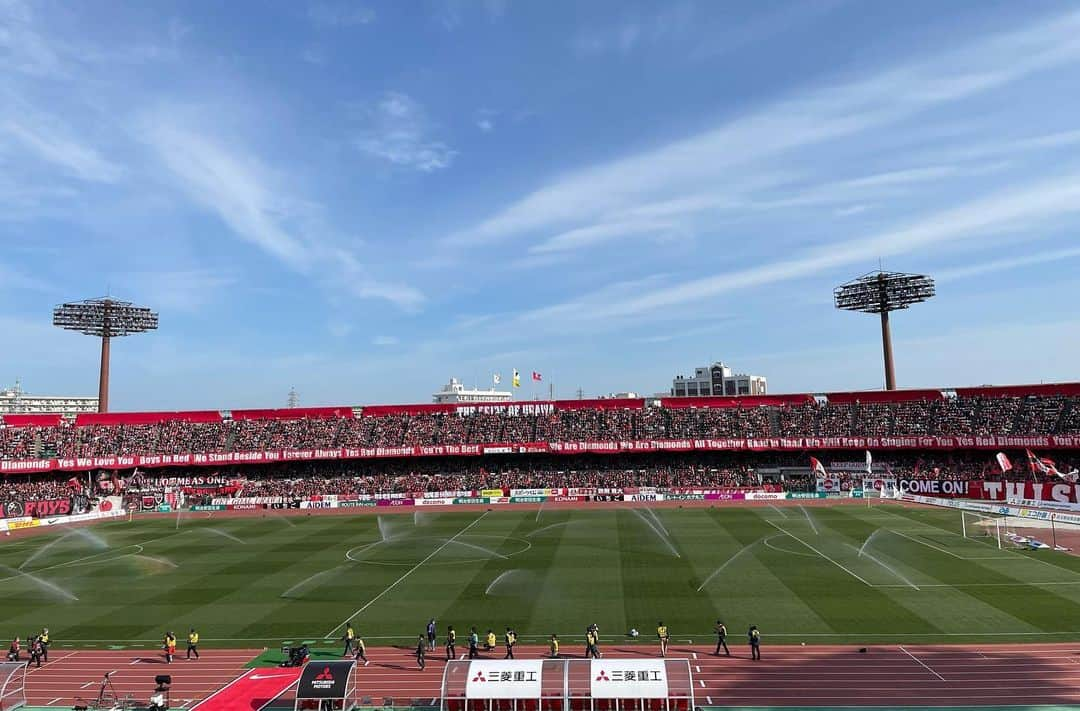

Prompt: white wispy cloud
[
  {"left": 139, "top": 119, "right": 311, "bottom": 267},
  {"left": 2, "top": 108, "right": 123, "bottom": 183},
  {"left": 139, "top": 112, "right": 424, "bottom": 311},
  {"left": 936, "top": 246, "right": 1080, "bottom": 282},
  {"left": 450, "top": 9, "right": 1080, "bottom": 248},
  {"left": 835, "top": 204, "right": 871, "bottom": 217},
  {"left": 353, "top": 91, "right": 456, "bottom": 172},
  {"left": 514, "top": 173, "right": 1080, "bottom": 324},
  {"left": 372, "top": 335, "right": 399, "bottom": 346},
  {"left": 307, "top": 3, "right": 375, "bottom": 28},
  {"left": 529, "top": 220, "right": 677, "bottom": 254},
  {"left": 124, "top": 269, "right": 238, "bottom": 312}
]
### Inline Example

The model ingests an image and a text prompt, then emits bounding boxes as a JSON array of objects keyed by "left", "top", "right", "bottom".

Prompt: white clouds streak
[
  {"left": 139, "top": 114, "right": 424, "bottom": 311},
  {"left": 519, "top": 174, "right": 1080, "bottom": 324},
  {"left": 354, "top": 92, "right": 455, "bottom": 172},
  {"left": 451, "top": 10, "right": 1080, "bottom": 248},
  {"left": 3, "top": 116, "right": 123, "bottom": 183},
  {"left": 140, "top": 120, "right": 311, "bottom": 267}
]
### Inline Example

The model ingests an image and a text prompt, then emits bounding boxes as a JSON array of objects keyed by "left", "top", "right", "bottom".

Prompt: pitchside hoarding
[
  {"left": 590, "top": 660, "right": 669, "bottom": 699},
  {"left": 464, "top": 661, "right": 543, "bottom": 699}
]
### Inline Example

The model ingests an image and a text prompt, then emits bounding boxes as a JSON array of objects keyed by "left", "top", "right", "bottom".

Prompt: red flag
[
  {"left": 995, "top": 452, "right": 1012, "bottom": 473},
  {"left": 532, "top": 371, "right": 542, "bottom": 382},
  {"left": 809, "top": 457, "right": 827, "bottom": 477}
]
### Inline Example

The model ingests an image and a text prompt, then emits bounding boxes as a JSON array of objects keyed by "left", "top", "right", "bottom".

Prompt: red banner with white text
[
  {"left": 3, "top": 435, "right": 1080, "bottom": 475},
  {"left": 969, "top": 480, "right": 1080, "bottom": 504}
]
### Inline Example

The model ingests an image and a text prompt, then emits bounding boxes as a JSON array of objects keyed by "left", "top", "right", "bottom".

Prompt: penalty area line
[
  {"left": 766, "top": 520, "right": 872, "bottom": 587},
  {"left": 325, "top": 511, "right": 492, "bottom": 639}
]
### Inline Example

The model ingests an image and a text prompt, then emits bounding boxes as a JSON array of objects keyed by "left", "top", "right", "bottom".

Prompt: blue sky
[{"left": 2, "top": 0, "right": 1080, "bottom": 410}]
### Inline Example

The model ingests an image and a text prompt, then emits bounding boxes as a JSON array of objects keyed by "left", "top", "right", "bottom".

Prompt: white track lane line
[{"left": 899, "top": 645, "right": 946, "bottom": 682}]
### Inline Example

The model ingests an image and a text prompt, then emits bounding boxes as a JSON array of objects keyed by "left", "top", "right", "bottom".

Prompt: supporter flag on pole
[
  {"left": 865, "top": 450, "right": 872, "bottom": 474},
  {"left": 809, "top": 457, "right": 827, "bottom": 477},
  {"left": 532, "top": 371, "right": 542, "bottom": 382},
  {"left": 493, "top": 373, "right": 501, "bottom": 386},
  {"left": 1028, "top": 449, "right": 1079, "bottom": 482},
  {"left": 996, "top": 452, "right": 1013, "bottom": 473},
  {"left": 512, "top": 369, "right": 521, "bottom": 388}
]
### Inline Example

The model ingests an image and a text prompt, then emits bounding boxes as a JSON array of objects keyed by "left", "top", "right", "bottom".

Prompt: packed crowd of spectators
[
  {"left": 2, "top": 394, "right": 1080, "bottom": 462},
  {"left": 2, "top": 450, "right": 1077, "bottom": 508}
]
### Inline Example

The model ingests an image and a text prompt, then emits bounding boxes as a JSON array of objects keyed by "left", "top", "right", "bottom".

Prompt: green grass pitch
[{"left": 3, "top": 503, "right": 1080, "bottom": 648}]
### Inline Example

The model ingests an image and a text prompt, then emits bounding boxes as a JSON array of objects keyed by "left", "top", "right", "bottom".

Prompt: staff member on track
[{"left": 187, "top": 628, "right": 200, "bottom": 660}]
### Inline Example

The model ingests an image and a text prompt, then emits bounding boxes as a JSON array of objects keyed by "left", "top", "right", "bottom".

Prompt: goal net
[{"left": 961, "top": 511, "right": 1007, "bottom": 549}]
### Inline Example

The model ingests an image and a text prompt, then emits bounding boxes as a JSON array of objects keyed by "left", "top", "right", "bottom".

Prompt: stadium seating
[{"left": 2, "top": 385, "right": 1079, "bottom": 464}]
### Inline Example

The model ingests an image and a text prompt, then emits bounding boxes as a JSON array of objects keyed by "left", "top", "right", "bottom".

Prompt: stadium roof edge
[{"left": 3, "top": 383, "right": 1080, "bottom": 427}]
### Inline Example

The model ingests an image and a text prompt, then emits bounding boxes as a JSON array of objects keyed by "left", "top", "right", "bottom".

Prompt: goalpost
[{"left": 961, "top": 511, "right": 1009, "bottom": 549}]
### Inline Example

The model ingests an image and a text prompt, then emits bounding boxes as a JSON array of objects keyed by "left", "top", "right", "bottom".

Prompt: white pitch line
[
  {"left": 325, "top": 511, "right": 491, "bottom": 638},
  {"left": 695, "top": 665, "right": 701, "bottom": 673},
  {"left": 900, "top": 645, "right": 946, "bottom": 682},
  {"left": 706, "top": 697, "right": 713, "bottom": 705},
  {"left": 767, "top": 503, "right": 789, "bottom": 519},
  {"left": 47, "top": 698, "right": 62, "bottom": 705},
  {"left": 798, "top": 506, "right": 819, "bottom": 535},
  {"left": 888, "top": 528, "right": 966, "bottom": 559},
  {"left": 692, "top": 652, "right": 698, "bottom": 659},
  {"left": 699, "top": 679, "right": 705, "bottom": 687},
  {"left": 766, "top": 520, "right": 872, "bottom": 587},
  {"left": 80, "top": 682, "right": 94, "bottom": 689}
]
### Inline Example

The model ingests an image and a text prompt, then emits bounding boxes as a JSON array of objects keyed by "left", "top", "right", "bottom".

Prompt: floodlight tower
[
  {"left": 52, "top": 297, "right": 159, "bottom": 412},
  {"left": 833, "top": 271, "right": 935, "bottom": 391}
]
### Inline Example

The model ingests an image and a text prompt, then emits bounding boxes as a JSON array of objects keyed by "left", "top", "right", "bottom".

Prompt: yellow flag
[{"left": 512, "top": 369, "right": 520, "bottom": 388}]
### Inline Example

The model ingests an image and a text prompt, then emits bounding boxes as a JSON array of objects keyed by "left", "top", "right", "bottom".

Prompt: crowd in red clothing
[
  {"left": 3, "top": 394, "right": 1080, "bottom": 462},
  {"left": 2, "top": 450, "right": 1076, "bottom": 508}
]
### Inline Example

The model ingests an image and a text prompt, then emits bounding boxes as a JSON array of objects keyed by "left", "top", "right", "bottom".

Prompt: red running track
[
  {"left": 23, "top": 648, "right": 262, "bottom": 708},
  {"left": 25, "top": 643, "right": 1080, "bottom": 707}
]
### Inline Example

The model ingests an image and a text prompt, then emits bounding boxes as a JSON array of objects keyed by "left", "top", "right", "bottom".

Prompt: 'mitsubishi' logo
[
  {"left": 311, "top": 666, "right": 336, "bottom": 690},
  {"left": 595, "top": 670, "right": 664, "bottom": 682},
  {"left": 471, "top": 669, "right": 538, "bottom": 683}
]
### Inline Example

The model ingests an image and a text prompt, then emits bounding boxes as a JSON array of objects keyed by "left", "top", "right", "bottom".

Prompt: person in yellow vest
[
  {"left": 585, "top": 628, "right": 600, "bottom": 659},
  {"left": 353, "top": 637, "right": 369, "bottom": 666},
  {"left": 39, "top": 628, "right": 49, "bottom": 662},
  {"left": 163, "top": 632, "right": 176, "bottom": 664},
  {"left": 485, "top": 630, "right": 497, "bottom": 652},
  {"left": 342, "top": 622, "right": 357, "bottom": 657},
  {"left": 186, "top": 628, "right": 200, "bottom": 660},
  {"left": 657, "top": 622, "right": 669, "bottom": 658},
  {"left": 504, "top": 628, "right": 516, "bottom": 659},
  {"left": 549, "top": 634, "right": 560, "bottom": 659},
  {"left": 446, "top": 626, "right": 457, "bottom": 661}
]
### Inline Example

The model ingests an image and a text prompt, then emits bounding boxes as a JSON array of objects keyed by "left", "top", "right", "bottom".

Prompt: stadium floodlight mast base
[
  {"left": 833, "top": 271, "right": 935, "bottom": 391},
  {"left": 52, "top": 297, "right": 159, "bottom": 413}
]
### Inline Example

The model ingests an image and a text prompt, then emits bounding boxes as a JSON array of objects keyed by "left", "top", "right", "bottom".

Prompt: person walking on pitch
[
  {"left": 657, "top": 622, "right": 669, "bottom": 658},
  {"left": 426, "top": 619, "right": 437, "bottom": 651},
  {"left": 748, "top": 625, "right": 761, "bottom": 661},
  {"left": 342, "top": 622, "right": 357, "bottom": 656},
  {"left": 550, "top": 635, "right": 560, "bottom": 659}
]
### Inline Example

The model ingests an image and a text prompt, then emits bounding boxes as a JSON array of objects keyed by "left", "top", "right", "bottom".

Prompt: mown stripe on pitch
[{"left": 715, "top": 508, "right": 942, "bottom": 638}]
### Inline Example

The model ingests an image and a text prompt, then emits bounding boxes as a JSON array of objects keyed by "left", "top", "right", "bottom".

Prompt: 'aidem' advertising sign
[
  {"left": 464, "top": 660, "right": 543, "bottom": 699},
  {"left": 297, "top": 661, "right": 353, "bottom": 699},
  {"left": 590, "top": 659, "right": 669, "bottom": 698}
]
